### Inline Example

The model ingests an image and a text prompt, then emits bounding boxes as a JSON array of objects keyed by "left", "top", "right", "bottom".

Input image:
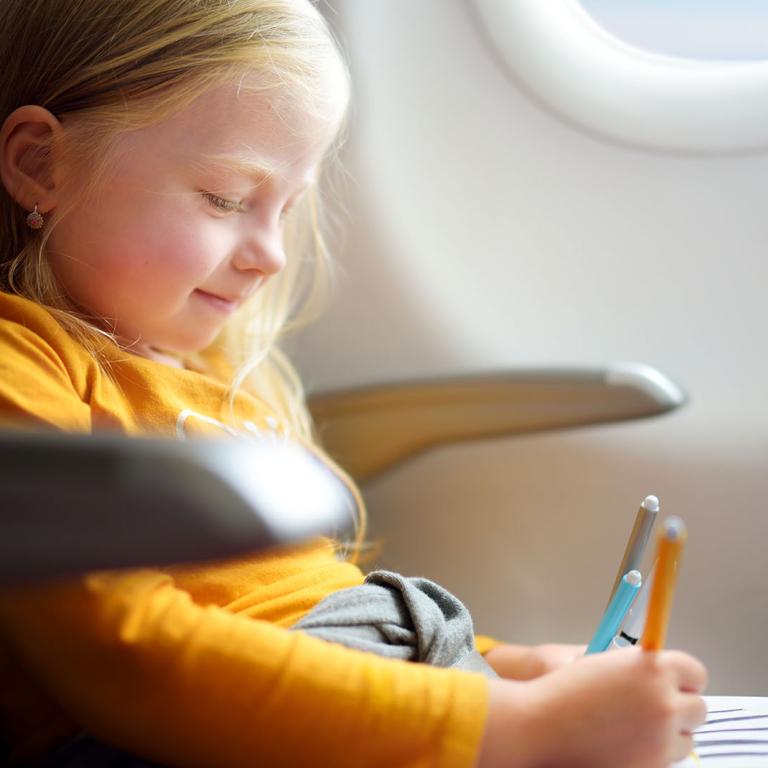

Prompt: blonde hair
[{"left": 0, "top": 0, "right": 366, "bottom": 549}]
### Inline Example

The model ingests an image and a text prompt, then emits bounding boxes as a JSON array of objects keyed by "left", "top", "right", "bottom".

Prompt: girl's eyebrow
[
  {"left": 194, "top": 153, "right": 315, "bottom": 191},
  {"left": 195, "top": 154, "right": 278, "bottom": 181}
]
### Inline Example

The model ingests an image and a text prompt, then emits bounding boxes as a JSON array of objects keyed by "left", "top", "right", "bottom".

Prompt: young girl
[{"left": 0, "top": 1, "right": 707, "bottom": 766}]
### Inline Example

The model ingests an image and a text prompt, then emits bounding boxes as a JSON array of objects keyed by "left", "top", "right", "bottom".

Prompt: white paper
[{"left": 673, "top": 696, "right": 768, "bottom": 767}]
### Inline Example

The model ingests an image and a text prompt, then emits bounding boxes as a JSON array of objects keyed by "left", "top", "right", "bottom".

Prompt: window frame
[{"left": 468, "top": 0, "right": 768, "bottom": 154}]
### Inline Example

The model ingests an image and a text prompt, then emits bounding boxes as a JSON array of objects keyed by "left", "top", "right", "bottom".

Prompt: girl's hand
[
  {"left": 484, "top": 642, "right": 586, "bottom": 681},
  {"left": 476, "top": 647, "right": 708, "bottom": 768}
]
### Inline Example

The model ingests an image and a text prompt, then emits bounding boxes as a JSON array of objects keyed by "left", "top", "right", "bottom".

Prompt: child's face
[{"left": 48, "top": 79, "right": 338, "bottom": 361}]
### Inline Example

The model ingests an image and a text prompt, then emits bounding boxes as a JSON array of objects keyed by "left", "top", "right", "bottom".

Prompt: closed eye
[{"left": 202, "top": 192, "right": 246, "bottom": 214}]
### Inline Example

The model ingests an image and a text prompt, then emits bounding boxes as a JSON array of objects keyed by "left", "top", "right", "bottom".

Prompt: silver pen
[{"left": 606, "top": 495, "right": 659, "bottom": 607}]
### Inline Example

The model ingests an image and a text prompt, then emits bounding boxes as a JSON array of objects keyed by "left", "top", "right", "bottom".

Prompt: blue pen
[
  {"left": 610, "top": 561, "right": 657, "bottom": 650},
  {"left": 586, "top": 570, "right": 642, "bottom": 654}
]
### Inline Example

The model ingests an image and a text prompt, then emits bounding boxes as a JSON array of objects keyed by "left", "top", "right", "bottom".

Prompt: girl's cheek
[{"left": 158, "top": 217, "right": 236, "bottom": 273}]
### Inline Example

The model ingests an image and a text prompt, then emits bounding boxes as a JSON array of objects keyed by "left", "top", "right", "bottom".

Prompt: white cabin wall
[{"left": 293, "top": 0, "right": 768, "bottom": 694}]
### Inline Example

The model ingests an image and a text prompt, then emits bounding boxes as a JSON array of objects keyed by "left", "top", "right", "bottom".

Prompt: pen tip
[
  {"left": 662, "top": 515, "right": 687, "bottom": 540},
  {"left": 642, "top": 495, "right": 660, "bottom": 513}
]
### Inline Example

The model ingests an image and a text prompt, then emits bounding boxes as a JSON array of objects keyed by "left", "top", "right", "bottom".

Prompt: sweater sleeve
[
  {"left": 0, "top": 570, "right": 489, "bottom": 768},
  {"left": 0, "top": 315, "right": 90, "bottom": 431},
  {"left": 475, "top": 634, "right": 503, "bottom": 656}
]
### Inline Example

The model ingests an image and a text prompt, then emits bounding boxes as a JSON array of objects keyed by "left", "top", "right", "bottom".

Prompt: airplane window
[
  {"left": 469, "top": 0, "right": 768, "bottom": 153},
  {"left": 579, "top": 0, "right": 768, "bottom": 61}
]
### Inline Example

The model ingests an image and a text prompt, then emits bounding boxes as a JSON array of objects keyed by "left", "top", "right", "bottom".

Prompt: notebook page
[{"left": 673, "top": 696, "right": 768, "bottom": 767}]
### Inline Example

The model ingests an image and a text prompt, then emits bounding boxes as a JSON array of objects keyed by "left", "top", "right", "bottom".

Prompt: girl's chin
[
  {"left": 129, "top": 335, "right": 219, "bottom": 365},
  {"left": 116, "top": 315, "right": 227, "bottom": 364}
]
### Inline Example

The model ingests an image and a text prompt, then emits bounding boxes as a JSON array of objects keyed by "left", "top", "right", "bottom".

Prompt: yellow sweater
[{"left": 0, "top": 292, "right": 489, "bottom": 767}]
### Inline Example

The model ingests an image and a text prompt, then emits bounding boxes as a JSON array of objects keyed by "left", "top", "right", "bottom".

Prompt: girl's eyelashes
[
  {"left": 201, "top": 191, "right": 293, "bottom": 221},
  {"left": 201, "top": 191, "right": 246, "bottom": 214}
]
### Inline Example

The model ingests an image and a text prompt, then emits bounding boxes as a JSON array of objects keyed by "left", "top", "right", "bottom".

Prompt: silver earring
[{"left": 26, "top": 204, "right": 44, "bottom": 230}]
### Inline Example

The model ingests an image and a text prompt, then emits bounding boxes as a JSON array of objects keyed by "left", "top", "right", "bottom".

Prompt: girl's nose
[{"left": 232, "top": 226, "right": 287, "bottom": 276}]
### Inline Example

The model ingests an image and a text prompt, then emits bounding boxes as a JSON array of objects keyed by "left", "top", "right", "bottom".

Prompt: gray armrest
[
  {"left": 1, "top": 431, "right": 354, "bottom": 583},
  {"left": 308, "top": 363, "right": 685, "bottom": 483}
]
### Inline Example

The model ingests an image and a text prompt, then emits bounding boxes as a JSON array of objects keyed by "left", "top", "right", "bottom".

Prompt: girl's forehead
[{"left": 130, "top": 79, "right": 339, "bottom": 176}]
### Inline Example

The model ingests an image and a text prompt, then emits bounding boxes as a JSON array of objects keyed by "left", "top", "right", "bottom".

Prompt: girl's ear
[{"left": 0, "top": 105, "right": 64, "bottom": 215}]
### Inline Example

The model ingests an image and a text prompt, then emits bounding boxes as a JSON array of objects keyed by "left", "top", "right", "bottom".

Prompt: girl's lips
[{"left": 194, "top": 289, "right": 238, "bottom": 313}]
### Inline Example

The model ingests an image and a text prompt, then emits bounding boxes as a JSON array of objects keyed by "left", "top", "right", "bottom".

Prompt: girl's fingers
[
  {"left": 663, "top": 650, "right": 709, "bottom": 693},
  {"left": 669, "top": 731, "right": 696, "bottom": 763},
  {"left": 677, "top": 692, "right": 708, "bottom": 734}
]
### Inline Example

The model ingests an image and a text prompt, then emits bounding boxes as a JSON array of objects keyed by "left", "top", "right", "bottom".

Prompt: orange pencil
[{"left": 640, "top": 516, "right": 687, "bottom": 651}]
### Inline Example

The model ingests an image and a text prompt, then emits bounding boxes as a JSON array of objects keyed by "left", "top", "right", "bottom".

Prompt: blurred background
[{"left": 292, "top": 0, "right": 768, "bottom": 694}]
